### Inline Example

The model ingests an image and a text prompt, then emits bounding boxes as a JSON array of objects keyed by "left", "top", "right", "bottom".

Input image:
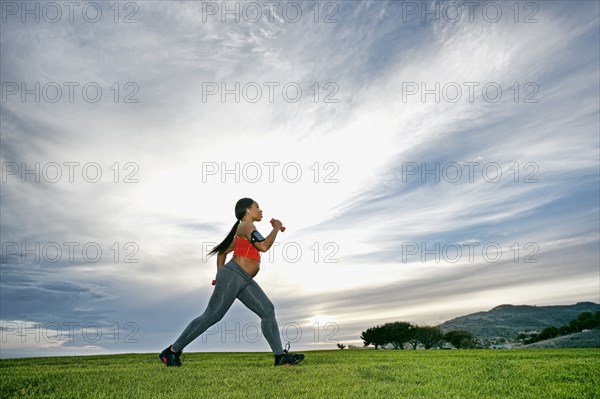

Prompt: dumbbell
[{"left": 270, "top": 218, "right": 286, "bottom": 232}]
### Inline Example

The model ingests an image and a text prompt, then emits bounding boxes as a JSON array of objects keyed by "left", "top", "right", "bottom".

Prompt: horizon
[
  {"left": 2, "top": 299, "right": 598, "bottom": 359},
  {"left": 1, "top": 0, "right": 599, "bottom": 359}
]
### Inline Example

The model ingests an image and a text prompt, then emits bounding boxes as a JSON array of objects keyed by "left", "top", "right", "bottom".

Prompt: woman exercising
[{"left": 159, "top": 197, "right": 305, "bottom": 367}]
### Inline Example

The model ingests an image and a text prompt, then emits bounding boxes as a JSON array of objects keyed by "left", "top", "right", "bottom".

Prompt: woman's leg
[
  {"left": 171, "top": 262, "right": 250, "bottom": 352},
  {"left": 236, "top": 280, "right": 286, "bottom": 355}
]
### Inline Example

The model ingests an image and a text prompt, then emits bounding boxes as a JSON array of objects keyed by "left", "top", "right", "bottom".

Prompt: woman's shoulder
[{"left": 236, "top": 221, "right": 256, "bottom": 237}]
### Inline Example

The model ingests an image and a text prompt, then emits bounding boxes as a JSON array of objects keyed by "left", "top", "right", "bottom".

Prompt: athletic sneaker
[
  {"left": 159, "top": 346, "right": 182, "bottom": 367},
  {"left": 274, "top": 342, "right": 304, "bottom": 366},
  {"left": 274, "top": 352, "right": 305, "bottom": 366}
]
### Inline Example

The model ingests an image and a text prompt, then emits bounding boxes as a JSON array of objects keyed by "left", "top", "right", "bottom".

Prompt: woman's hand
[{"left": 270, "top": 218, "right": 283, "bottom": 231}]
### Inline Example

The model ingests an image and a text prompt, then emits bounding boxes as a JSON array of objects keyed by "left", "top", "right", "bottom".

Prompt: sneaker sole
[
  {"left": 277, "top": 357, "right": 304, "bottom": 367},
  {"left": 159, "top": 353, "right": 180, "bottom": 366}
]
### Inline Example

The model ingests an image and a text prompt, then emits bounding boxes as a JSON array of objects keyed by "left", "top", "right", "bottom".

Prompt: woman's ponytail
[
  {"left": 208, "top": 197, "right": 255, "bottom": 256},
  {"left": 208, "top": 220, "right": 240, "bottom": 256}
]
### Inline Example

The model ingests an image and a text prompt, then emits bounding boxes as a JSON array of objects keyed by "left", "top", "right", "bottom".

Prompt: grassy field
[{"left": 1, "top": 349, "right": 598, "bottom": 398}]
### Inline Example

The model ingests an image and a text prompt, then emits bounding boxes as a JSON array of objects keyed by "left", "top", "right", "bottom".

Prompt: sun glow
[{"left": 308, "top": 314, "right": 336, "bottom": 326}]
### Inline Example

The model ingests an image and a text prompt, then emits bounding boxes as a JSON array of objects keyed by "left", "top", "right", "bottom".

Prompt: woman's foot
[
  {"left": 159, "top": 346, "right": 182, "bottom": 367},
  {"left": 274, "top": 352, "right": 304, "bottom": 366},
  {"left": 274, "top": 342, "right": 304, "bottom": 366}
]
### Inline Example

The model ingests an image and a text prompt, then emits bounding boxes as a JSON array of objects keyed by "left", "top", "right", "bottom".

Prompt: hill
[
  {"left": 522, "top": 329, "right": 600, "bottom": 349},
  {"left": 438, "top": 301, "right": 600, "bottom": 339}
]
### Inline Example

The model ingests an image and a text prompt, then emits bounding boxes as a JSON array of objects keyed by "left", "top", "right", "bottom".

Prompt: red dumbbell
[{"left": 270, "top": 218, "right": 286, "bottom": 232}]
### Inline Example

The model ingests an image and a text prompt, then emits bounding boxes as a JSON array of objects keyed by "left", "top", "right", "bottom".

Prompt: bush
[{"left": 539, "top": 326, "right": 559, "bottom": 341}]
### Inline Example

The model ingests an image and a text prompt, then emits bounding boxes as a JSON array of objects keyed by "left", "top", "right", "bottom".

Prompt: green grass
[{"left": 1, "top": 349, "right": 598, "bottom": 398}]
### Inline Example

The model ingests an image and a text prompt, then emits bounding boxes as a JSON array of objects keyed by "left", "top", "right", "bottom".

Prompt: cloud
[{"left": 1, "top": 1, "right": 598, "bottom": 357}]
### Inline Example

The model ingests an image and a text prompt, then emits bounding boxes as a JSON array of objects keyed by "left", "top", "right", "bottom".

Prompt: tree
[
  {"left": 384, "top": 321, "right": 413, "bottom": 349},
  {"left": 525, "top": 333, "right": 539, "bottom": 344},
  {"left": 558, "top": 325, "right": 571, "bottom": 336},
  {"left": 578, "top": 311, "right": 600, "bottom": 329},
  {"left": 566, "top": 311, "right": 600, "bottom": 333},
  {"left": 372, "top": 325, "right": 388, "bottom": 349},
  {"left": 443, "top": 330, "right": 474, "bottom": 349},
  {"left": 360, "top": 325, "right": 387, "bottom": 349},
  {"left": 538, "top": 326, "right": 559, "bottom": 341},
  {"left": 336, "top": 343, "right": 346, "bottom": 350},
  {"left": 413, "top": 326, "right": 444, "bottom": 349},
  {"left": 577, "top": 312, "right": 595, "bottom": 323},
  {"left": 360, "top": 327, "right": 376, "bottom": 348},
  {"left": 407, "top": 328, "right": 420, "bottom": 349},
  {"left": 569, "top": 319, "right": 580, "bottom": 333}
]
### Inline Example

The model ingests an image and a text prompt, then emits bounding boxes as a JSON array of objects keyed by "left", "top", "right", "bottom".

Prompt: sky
[{"left": 0, "top": 0, "right": 599, "bottom": 358}]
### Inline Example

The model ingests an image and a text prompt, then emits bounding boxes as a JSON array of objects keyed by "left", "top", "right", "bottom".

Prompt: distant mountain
[{"left": 439, "top": 302, "right": 600, "bottom": 339}]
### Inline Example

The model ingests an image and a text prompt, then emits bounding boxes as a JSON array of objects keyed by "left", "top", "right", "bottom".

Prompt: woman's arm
[
  {"left": 253, "top": 228, "right": 279, "bottom": 252},
  {"left": 253, "top": 219, "right": 283, "bottom": 252},
  {"left": 238, "top": 220, "right": 283, "bottom": 252}
]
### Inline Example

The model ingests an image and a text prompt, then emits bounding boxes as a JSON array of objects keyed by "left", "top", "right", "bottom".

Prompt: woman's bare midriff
[{"left": 232, "top": 256, "right": 260, "bottom": 278}]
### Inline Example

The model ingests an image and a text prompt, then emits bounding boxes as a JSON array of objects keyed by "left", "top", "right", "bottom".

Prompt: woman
[{"left": 159, "top": 197, "right": 305, "bottom": 367}]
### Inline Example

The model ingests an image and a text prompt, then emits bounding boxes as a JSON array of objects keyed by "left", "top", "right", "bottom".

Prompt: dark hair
[{"left": 208, "top": 197, "right": 255, "bottom": 256}]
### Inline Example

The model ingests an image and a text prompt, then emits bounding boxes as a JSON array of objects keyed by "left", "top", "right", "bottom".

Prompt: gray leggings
[{"left": 172, "top": 259, "right": 285, "bottom": 355}]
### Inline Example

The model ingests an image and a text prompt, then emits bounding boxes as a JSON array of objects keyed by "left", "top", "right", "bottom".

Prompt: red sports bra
[{"left": 233, "top": 235, "right": 261, "bottom": 262}]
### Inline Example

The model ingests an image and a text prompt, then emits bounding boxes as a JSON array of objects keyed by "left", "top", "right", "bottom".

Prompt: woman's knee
[{"left": 197, "top": 309, "right": 226, "bottom": 325}]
